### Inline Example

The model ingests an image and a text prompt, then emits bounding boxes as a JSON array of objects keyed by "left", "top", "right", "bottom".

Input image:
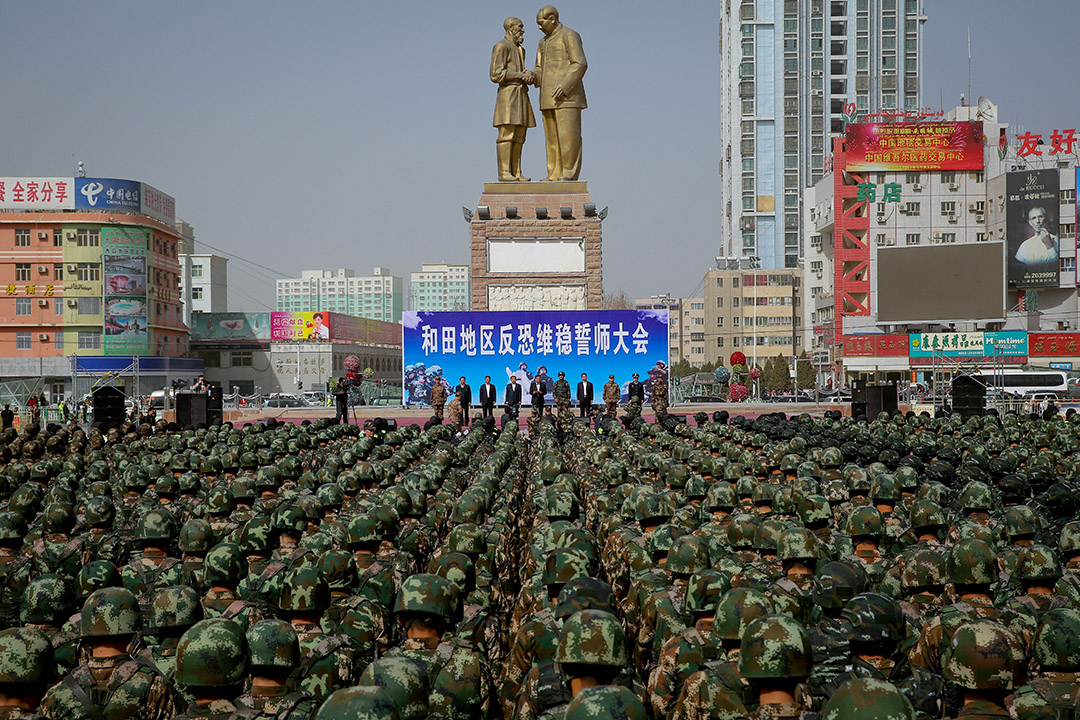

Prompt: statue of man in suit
[{"left": 532, "top": 5, "right": 587, "bottom": 181}]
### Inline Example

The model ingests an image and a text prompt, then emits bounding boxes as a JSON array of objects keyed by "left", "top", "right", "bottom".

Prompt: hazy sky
[{"left": 1, "top": 1, "right": 1076, "bottom": 311}]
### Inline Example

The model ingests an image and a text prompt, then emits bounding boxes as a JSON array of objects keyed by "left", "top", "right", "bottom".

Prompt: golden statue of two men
[{"left": 490, "top": 6, "right": 587, "bottom": 182}]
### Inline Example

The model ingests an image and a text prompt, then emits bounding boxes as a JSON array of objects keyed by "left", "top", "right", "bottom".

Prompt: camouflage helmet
[
  {"left": 1031, "top": 608, "right": 1080, "bottom": 670},
  {"left": 777, "top": 528, "right": 822, "bottom": 565},
  {"left": 813, "top": 560, "right": 868, "bottom": 611},
  {"left": 76, "top": 560, "right": 120, "bottom": 600},
  {"left": 842, "top": 592, "right": 904, "bottom": 644},
  {"left": 555, "top": 577, "right": 616, "bottom": 619},
  {"left": 247, "top": 619, "right": 300, "bottom": 670},
  {"left": 714, "top": 588, "right": 773, "bottom": 641},
  {"left": 555, "top": 609, "right": 629, "bottom": 667},
  {"left": 136, "top": 508, "right": 177, "bottom": 542},
  {"left": 0, "top": 627, "right": 55, "bottom": 686},
  {"left": 844, "top": 506, "right": 884, "bottom": 538},
  {"left": 542, "top": 549, "right": 591, "bottom": 588},
  {"left": 946, "top": 539, "right": 997, "bottom": 585},
  {"left": 942, "top": 620, "right": 1018, "bottom": 690},
  {"left": 313, "top": 686, "right": 402, "bottom": 720},
  {"left": 176, "top": 618, "right": 249, "bottom": 688},
  {"left": 821, "top": 678, "right": 915, "bottom": 720},
  {"left": 901, "top": 549, "right": 947, "bottom": 593},
  {"left": 81, "top": 587, "right": 140, "bottom": 638},
  {"left": 447, "top": 524, "right": 486, "bottom": 555},
  {"left": 318, "top": 549, "right": 358, "bottom": 592},
  {"left": 684, "top": 569, "right": 733, "bottom": 616},
  {"left": 204, "top": 543, "right": 245, "bottom": 587},
  {"left": 565, "top": 685, "right": 648, "bottom": 720},
  {"left": 1015, "top": 544, "right": 1063, "bottom": 585},
  {"left": 1059, "top": 521, "right": 1080, "bottom": 557},
  {"left": 796, "top": 495, "right": 832, "bottom": 526},
  {"left": 738, "top": 615, "right": 812, "bottom": 679},
  {"left": 1004, "top": 505, "right": 1041, "bottom": 539},
  {"left": 958, "top": 480, "right": 993, "bottom": 511},
  {"left": 20, "top": 574, "right": 75, "bottom": 625},
  {"left": 430, "top": 551, "right": 475, "bottom": 594},
  {"left": 84, "top": 496, "right": 115, "bottom": 528},
  {"left": 178, "top": 519, "right": 214, "bottom": 554},
  {"left": 665, "top": 536, "right": 709, "bottom": 576},
  {"left": 150, "top": 585, "right": 203, "bottom": 632},
  {"left": 393, "top": 573, "right": 458, "bottom": 620},
  {"left": 279, "top": 565, "right": 330, "bottom": 613},
  {"left": 908, "top": 499, "right": 946, "bottom": 532},
  {"left": 357, "top": 656, "right": 429, "bottom": 720}
]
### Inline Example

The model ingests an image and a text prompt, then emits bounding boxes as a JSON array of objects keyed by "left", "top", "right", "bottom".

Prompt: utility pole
[{"left": 792, "top": 280, "right": 798, "bottom": 396}]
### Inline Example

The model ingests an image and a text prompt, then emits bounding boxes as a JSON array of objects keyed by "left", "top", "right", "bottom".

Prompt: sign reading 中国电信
[{"left": 402, "top": 310, "right": 669, "bottom": 406}]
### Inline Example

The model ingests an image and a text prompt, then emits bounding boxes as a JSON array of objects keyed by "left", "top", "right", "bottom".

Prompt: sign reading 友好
[
  {"left": 402, "top": 310, "right": 670, "bottom": 406},
  {"left": 908, "top": 331, "right": 1027, "bottom": 366},
  {"left": 845, "top": 122, "right": 984, "bottom": 171}
]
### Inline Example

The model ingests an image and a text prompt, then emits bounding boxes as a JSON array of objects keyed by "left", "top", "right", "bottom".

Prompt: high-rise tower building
[{"left": 719, "top": 0, "right": 926, "bottom": 269}]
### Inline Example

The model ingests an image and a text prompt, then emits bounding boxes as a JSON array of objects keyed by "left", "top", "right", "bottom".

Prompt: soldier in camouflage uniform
[
  {"left": 820, "top": 678, "right": 917, "bottom": 720},
  {"left": 650, "top": 377, "right": 668, "bottom": 421},
  {"left": 553, "top": 373, "right": 573, "bottom": 430},
  {"left": 40, "top": 588, "right": 176, "bottom": 720},
  {"left": 236, "top": 620, "right": 317, "bottom": 720},
  {"left": 602, "top": 376, "right": 620, "bottom": 418},
  {"left": 447, "top": 391, "right": 465, "bottom": 433},
  {"left": 0, "top": 627, "right": 55, "bottom": 720},
  {"left": 430, "top": 381, "right": 448, "bottom": 421},
  {"left": 172, "top": 618, "right": 249, "bottom": 720},
  {"left": 1008, "top": 608, "right": 1080, "bottom": 720},
  {"left": 941, "top": 620, "right": 1020, "bottom": 720}
]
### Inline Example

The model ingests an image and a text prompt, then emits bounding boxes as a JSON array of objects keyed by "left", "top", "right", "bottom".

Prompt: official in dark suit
[
  {"left": 529, "top": 376, "right": 546, "bottom": 417},
  {"left": 455, "top": 376, "right": 473, "bottom": 427},
  {"left": 504, "top": 375, "right": 523, "bottom": 417},
  {"left": 627, "top": 372, "right": 646, "bottom": 407},
  {"left": 479, "top": 375, "right": 498, "bottom": 418},
  {"left": 576, "top": 373, "right": 594, "bottom": 417}
]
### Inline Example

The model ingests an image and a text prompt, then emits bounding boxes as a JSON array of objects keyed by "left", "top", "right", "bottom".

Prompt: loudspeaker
[
  {"left": 865, "top": 384, "right": 898, "bottom": 418},
  {"left": 852, "top": 380, "right": 867, "bottom": 403},
  {"left": 207, "top": 386, "right": 223, "bottom": 426},
  {"left": 851, "top": 402, "right": 868, "bottom": 419},
  {"left": 175, "top": 392, "right": 208, "bottom": 427},
  {"left": 92, "top": 387, "right": 126, "bottom": 429},
  {"left": 951, "top": 376, "right": 986, "bottom": 419}
]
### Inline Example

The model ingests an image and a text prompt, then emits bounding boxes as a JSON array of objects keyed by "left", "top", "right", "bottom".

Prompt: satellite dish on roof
[{"left": 976, "top": 96, "right": 996, "bottom": 122}]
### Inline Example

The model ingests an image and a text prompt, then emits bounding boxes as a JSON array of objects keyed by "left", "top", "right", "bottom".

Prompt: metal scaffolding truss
[
  {"left": 929, "top": 347, "right": 1006, "bottom": 411},
  {"left": 69, "top": 355, "right": 143, "bottom": 402},
  {"left": 0, "top": 378, "right": 46, "bottom": 407}
]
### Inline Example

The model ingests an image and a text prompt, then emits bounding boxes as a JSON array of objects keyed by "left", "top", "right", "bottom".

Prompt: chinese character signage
[
  {"left": 271, "top": 312, "right": 331, "bottom": 341},
  {"left": 842, "top": 334, "right": 908, "bottom": 357},
  {"left": 1016, "top": 129, "right": 1077, "bottom": 158},
  {"left": 845, "top": 122, "right": 984, "bottom": 171},
  {"left": 102, "top": 227, "right": 149, "bottom": 356},
  {"left": 909, "top": 331, "right": 1027, "bottom": 362},
  {"left": 0, "top": 178, "right": 73, "bottom": 210},
  {"left": 1028, "top": 333, "right": 1080, "bottom": 357},
  {"left": 402, "top": 310, "right": 670, "bottom": 406},
  {"left": 75, "top": 178, "right": 141, "bottom": 213},
  {"left": 0, "top": 177, "right": 173, "bottom": 221},
  {"left": 327, "top": 314, "right": 401, "bottom": 345},
  {"left": 1007, "top": 169, "right": 1059, "bottom": 288}
]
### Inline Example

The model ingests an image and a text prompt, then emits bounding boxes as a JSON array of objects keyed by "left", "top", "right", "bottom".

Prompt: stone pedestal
[{"left": 470, "top": 181, "right": 602, "bottom": 311}]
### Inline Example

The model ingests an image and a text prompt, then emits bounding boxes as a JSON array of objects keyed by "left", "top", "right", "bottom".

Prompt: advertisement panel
[
  {"left": 327, "top": 314, "right": 401, "bottom": 345},
  {"left": 0, "top": 178, "right": 74, "bottom": 210},
  {"left": 140, "top": 182, "right": 176, "bottom": 224},
  {"left": 1029, "top": 332, "right": 1080, "bottom": 357},
  {"left": 843, "top": 334, "right": 909, "bottom": 358},
  {"left": 271, "top": 312, "right": 331, "bottom": 341},
  {"left": 908, "top": 331, "right": 1027, "bottom": 365},
  {"left": 402, "top": 309, "right": 669, "bottom": 406},
  {"left": 1076, "top": 168, "right": 1080, "bottom": 288},
  {"left": 102, "top": 227, "right": 149, "bottom": 356},
  {"left": 845, "top": 121, "right": 984, "bottom": 171},
  {"left": 75, "top": 178, "right": 141, "bottom": 213},
  {"left": 1007, "top": 169, "right": 1060, "bottom": 288},
  {"left": 877, "top": 244, "right": 1005, "bottom": 323},
  {"left": 190, "top": 312, "right": 272, "bottom": 342}
]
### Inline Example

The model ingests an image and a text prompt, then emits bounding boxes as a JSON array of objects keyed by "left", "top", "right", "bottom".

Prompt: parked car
[{"left": 265, "top": 397, "right": 306, "bottom": 408}]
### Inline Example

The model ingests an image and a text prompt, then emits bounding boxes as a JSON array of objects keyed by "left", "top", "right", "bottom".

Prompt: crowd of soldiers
[{"left": 0, "top": 400, "right": 1078, "bottom": 719}]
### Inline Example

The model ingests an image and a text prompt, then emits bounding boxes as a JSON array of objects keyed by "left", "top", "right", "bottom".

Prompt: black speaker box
[
  {"left": 92, "top": 387, "right": 126, "bottom": 429},
  {"left": 175, "top": 392, "right": 208, "bottom": 427},
  {"left": 207, "top": 386, "right": 223, "bottom": 426},
  {"left": 864, "top": 384, "right": 898, "bottom": 418},
  {"left": 951, "top": 376, "right": 986, "bottom": 419}
]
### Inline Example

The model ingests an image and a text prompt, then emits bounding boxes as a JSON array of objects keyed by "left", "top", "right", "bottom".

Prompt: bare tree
[{"left": 602, "top": 289, "right": 635, "bottom": 310}]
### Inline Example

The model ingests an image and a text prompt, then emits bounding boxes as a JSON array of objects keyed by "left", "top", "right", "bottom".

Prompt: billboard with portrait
[
  {"left": 270, "top": 312, "right": 331, "bottom": 341},
  {"left": 845, "top": 122, "right": 984, "bottom": 171},
  {"left": 401, "top": 309, "right": 669, "bottom": 406},
  {"left": 1007, "top": 169, "right": 1060, "bottom": 288},
  {"left": 101, "top": 227, "right": 149, "bottom": 355}
]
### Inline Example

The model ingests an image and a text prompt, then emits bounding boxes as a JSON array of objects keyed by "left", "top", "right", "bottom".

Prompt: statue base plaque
[{"left": 470, "top": 181, "right": 603, "bottom": 311}]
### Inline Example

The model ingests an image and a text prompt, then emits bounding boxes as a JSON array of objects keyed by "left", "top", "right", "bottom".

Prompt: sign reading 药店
[
  {"left": 908, "top": 331, "right": 1027, "bottom": 366},
  {"left": 402, "top": 310, "right": 670, "bottom": 406}
]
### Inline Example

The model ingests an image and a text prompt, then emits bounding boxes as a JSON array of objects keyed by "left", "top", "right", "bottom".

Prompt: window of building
[
  {"left": 14, "top": 230, "right": 30, "bottom": 247},
  {"left": 733, "top": 317, "right": 741, "bottom": 327},
  {"left": 76, "top": 264, "right": 101, "bottom": 282},
  {"left": 1062, "top": 257, "right": 1076, "bottom": 275},
  {"left": 15, "top": 332, "right": 31, "bottom": 350},
  {"left": 15, "top": 264, "right": 30, "bottom": 281},
  {"left": 906, "top": 233, "right": 920, "bottom": 245},
  {"left": 716, "top": 297, "right": 723, "bottom": 308},
  {"left": 941, "top": 171, "right": 957, "bottom": 184},
  {"left": 733, "top": 297, "right": 740, "bottom": 308},
  {"left": 1061, "top": 189, "right": 1076, "bottom": 205},
  {"left": 76, "top": 229, "right": 100, "bottom": 247},
  {"left": 232, "top": 352, "right": 253, "bottom": 367},
  {"left": 905, "top": 202, "right": 920, "bottom": 215},
  {"left": 53, "top": 229, "right": 63, "bottom": 247},
  {"left": 191, "top": 287, "right": 204, "bottom": 300},
  {"left": 733, "top": 337, "right": 740, "bottom": 347},
  {"left": 717, "top": 317, "right": 724, "bottom": 327},
  {"left": 942, "top": 233, "right": 956, "bottom": 243},
  {"left": 78, "top": 297, "right": 102, "bottom": 315},
  {"left": 976, "top": 232, "right": 987, "bottom": 242},
  {"left": 940, "top": 201, "right": 956, "bottom": 215},
  {"left": 54, "top": 332, "right": 64, "bottom": 350},
  {"left": 1060, "top": 224, "right": 1076, "bottom": 239},
  {"left": 53, "top": 264, "right": 63, "bottom": 281},
  {"left": 15, "top": 298, "right": 31, "bottom": 316},
  {"left": 77, "top": 331, "right": 101, "bottom": 350},
  {"left": 732, "top": 277, "right": 739, "bottom": 288},
  {"left": 691, "top": 302, "right": 704, "bottom": 311},
  {"left": 54, "top": 298, "right": 63, "bottom": 315},
  {"left": 905, "top": 172, "right": 920, "bottom": 184},
  {"left": 191, "top": 265, "right": 204, "bottom": 278},
  {"left": 717, "top": 337, "right": 725, "bottom": 348}
]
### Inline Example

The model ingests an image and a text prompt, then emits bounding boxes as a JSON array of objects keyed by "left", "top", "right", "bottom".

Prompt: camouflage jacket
[
  {"left": 389, "top": 636, "right": 492, "bottom": 720},
  {"left": 648, "top": 618, "right": 726, "bottom": 720},
  {"left": 41, "top": 654, "right": 176, "bottom": 720},
  {"left": 670, "top": 663, "right": 751, "bottom": 720},
  {"left": 295, "top": 625, "right": 358, "bottom": 702},
  {"left": 502, "top": 608, "right": 562, "bottom": 719},
  {"left": 1007, "top": 672, "right": 1080, "bottom": 720},
  {"left": 237, "top": 687, "right": 318, "bottom": 720}
]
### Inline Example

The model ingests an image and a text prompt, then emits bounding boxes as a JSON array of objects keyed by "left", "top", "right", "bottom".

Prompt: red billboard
[
  {"left": 1029, "top": 333, "right": 1080, "bottom": 357},
  {"left": 843, "top": 334, "right": 909, "bottom": 357},
  {"left": 845, "top": 121, "right": 984, "bottom": 171}
]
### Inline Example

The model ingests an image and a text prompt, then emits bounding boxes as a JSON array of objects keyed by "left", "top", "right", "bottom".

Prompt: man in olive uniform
[
  {"left": 491, "top": 17, "right": 536, "bottom": 181},
  {"left": 447, "top": 391, "right": 465, "bottom": 433},
  {"left": 430, "top": 380, "right": 448, "bottom": 421},
  {"left": 553, "top": 371, "right": 573, "bottom": 428},
  {"left": 603, "top": 374, "right": 620, "bottom": 417},
  {"left": 651, "top": 374, "right": 669, "bottom": 420}
]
